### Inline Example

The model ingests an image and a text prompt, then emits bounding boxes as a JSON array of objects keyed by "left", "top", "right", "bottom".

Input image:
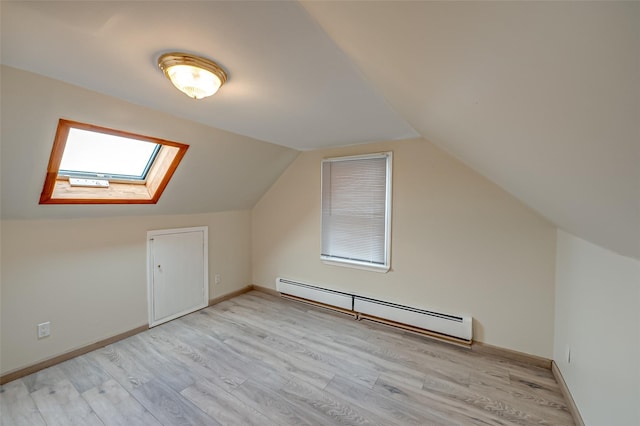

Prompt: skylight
[
  {"left": 59, "top": 128, "right": 160, "bottom": 180},
  {"left": 40, "top": 119, "right": 189, "bottom": 204}
]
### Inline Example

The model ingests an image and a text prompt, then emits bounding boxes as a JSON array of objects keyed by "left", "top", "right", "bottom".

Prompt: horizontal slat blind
[{"left": 321, "top": 154, "right": 390, "bottom": 267}]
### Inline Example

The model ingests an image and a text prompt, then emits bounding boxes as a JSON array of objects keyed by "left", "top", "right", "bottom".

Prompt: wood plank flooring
[{"left": 0, "top": 291, "right": 575, "bottom": 425}]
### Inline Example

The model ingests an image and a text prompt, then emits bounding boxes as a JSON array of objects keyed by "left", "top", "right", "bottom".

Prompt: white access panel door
[{"left": 147, "top": 226, "right": 208, "bottom": 327}]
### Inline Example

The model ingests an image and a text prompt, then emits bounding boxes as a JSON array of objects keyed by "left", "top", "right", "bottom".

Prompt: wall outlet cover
[{"left": 37, "top": 321, "right": 51, "bottom": 339}]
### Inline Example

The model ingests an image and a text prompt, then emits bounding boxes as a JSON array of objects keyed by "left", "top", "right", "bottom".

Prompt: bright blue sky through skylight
[{"left": 59, "top": 128, "right": 159, "bottom": 178}]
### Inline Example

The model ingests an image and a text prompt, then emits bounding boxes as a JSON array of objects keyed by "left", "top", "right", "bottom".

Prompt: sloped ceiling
[
  {"left": 0, "top": 66, "right": 299, "bottom": 219},
  {"left": 302, "top": 1, "right": 639, "bottom": 260},
  {"left": 1, "top": 1, "right": 638, "bottom": 259},
  {"left": 0, "top": 1, "right": 417, "bottom": 149}
]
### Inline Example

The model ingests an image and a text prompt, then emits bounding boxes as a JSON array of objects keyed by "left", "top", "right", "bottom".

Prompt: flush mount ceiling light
[{"left": 158, "top": 52, "right": 228, "bottom": 99}]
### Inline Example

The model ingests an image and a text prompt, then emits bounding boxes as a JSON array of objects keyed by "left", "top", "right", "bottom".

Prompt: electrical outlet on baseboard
[{"left": 214, "top": 274, "right": 221, "bottom": 285}]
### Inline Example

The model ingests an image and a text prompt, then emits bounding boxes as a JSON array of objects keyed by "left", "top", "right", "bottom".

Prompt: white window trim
[{"left": 320, "top": 151, "right": 392, "bottom": 273}]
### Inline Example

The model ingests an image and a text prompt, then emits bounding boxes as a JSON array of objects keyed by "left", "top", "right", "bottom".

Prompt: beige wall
[
  {"left": 252, "top": 138, "right": 557, "bottom": 358},
  {"left": 554, "top": 230, "right": 640, "bottom": 425},
  {"left": 1, "top": 210, "right": 251, "bottom": 375}
]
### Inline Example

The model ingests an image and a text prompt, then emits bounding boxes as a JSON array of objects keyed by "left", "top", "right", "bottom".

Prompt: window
[
  {"left": 321, "top": 152, "right": 392, "bottom": 272},
  {"left": 58, "top": 128, "right": 160, "bottom": 181},
  {"left": 40, "top": 119, "right": 189, "bottom": 204}
]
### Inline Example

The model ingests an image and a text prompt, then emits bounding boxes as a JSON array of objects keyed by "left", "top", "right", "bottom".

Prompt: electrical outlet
[
  {"left": 37, "top": 322, "right": 51, "bottom": 339},
  {"left": 214, "top": 274, "right": 221, "bottom": 285}
]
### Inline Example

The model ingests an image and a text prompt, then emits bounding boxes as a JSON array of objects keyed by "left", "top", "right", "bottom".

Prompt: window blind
[{"left": 321, "top": 153, "right": 391, "bottom": 269}]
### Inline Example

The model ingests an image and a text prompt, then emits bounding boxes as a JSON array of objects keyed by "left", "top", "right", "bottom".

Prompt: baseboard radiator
[{"left": 276, "top": 277, "right": 472, "bottom": 346}]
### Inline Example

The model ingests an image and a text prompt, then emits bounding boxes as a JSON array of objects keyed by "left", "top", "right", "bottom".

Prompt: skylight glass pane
[{"left": 59, "top": 128, "right": 159, "bottom": 178}]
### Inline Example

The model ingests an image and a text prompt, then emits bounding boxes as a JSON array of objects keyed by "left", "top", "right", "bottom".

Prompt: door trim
[{"left": 147, "top": 226, "right": 209, "bottom": 327}]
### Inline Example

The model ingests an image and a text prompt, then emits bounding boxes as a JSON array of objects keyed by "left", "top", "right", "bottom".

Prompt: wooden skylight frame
[{"left": 40, "top": 119, "right": 189, "bottom": 204}]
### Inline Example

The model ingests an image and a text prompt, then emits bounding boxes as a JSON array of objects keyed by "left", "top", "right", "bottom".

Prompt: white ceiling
[
  {"left": 0, "top": 1, "right": 418, "bottom": 150},
  {"left": 1, "top": 1, "right": 638, "bottom": 259}
]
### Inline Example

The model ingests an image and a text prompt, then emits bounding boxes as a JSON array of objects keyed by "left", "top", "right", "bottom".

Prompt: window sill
[{"left": 321, "top": 257, "right": 390, "bottom": 273}]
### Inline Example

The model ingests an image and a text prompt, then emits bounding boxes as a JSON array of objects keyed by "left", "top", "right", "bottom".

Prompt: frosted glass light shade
[
  {"left": 158, "top": 53, "right": 227, "bottom": 100},
  {"left": 166, "top": 64, "right": 221, "bottom": 99}
]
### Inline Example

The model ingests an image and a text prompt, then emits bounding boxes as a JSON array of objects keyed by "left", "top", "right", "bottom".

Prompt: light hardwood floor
[{"left": 1, "top": 291, "right": 575, "bottom": 425}]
